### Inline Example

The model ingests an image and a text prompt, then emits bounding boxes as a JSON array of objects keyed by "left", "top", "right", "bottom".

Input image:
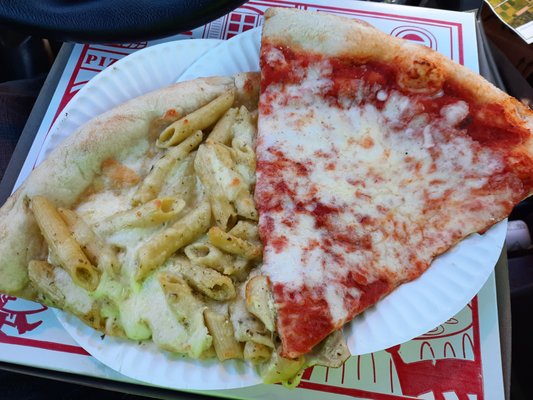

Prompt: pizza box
[{"left": 0, "top": 1, "right": 510, "bottom": 399}]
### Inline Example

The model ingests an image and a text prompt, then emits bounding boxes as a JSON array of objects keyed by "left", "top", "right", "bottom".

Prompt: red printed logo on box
[
  {"left": 390, "top": 26, "right": 438, "bottom": 50},
  {"left": 299, "top": 300, "right": 483, "bottom": 399},
  {"left": 0, "top": 295, "right": 46, "bottom": 336}
]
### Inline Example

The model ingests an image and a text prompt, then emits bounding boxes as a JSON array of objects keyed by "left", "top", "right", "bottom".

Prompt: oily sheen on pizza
[
  {"left": 256, "top": 8, "right": 533, "bottom": 358},
  {"left": 0, "top": 7, "right": 532, "bottom": 386}
]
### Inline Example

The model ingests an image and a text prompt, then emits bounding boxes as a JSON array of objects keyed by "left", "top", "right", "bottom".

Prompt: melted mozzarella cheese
[
  {"left": 76, "top": 190, "right": 132, "bottom": 224},
  {"left": 119, "top": 276, "right": 190, "bottom": 350},
  {"left": 53, "top": 268, "right": 93, "bottom": 314},
  {"left": 441, "top": 101, "right": 469, "bottom": 125},
  {"left": 72, "top": 152, "right": 210, "bottom": 353}
]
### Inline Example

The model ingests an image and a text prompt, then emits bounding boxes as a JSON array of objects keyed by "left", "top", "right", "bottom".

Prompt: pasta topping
[{"left": 26, "top": 73, "right": 346, "bottom": 386}]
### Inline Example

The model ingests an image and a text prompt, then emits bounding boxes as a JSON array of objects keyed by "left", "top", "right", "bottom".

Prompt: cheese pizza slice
[{"left": 256, "top": 7, "right": 533, "bottom": 358}]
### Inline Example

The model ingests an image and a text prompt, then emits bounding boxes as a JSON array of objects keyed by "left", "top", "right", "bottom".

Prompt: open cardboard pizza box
[{"left": 0, "top": 1, "right": 511, "bottom": 399}]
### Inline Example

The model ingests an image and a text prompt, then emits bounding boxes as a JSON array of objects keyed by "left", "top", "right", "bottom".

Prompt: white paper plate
[
  {"left": 178, "top": 28, "right": 261, "bottom": 81},
  {"left": 53, "top": 29, "right": 506, "bottom": 390}
]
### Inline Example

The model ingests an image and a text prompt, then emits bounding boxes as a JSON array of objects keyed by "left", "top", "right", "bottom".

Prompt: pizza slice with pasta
[{"left": 255, "top": 7, "right": 533, "bottom": 358}]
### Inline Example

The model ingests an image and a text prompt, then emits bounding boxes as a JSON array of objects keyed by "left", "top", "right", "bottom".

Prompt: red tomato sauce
[
  {"left": 344, "top": 274, "right": 392, "bottom": 316},
  {"left": 273, "top": 283, "right": 335, "bottom": 358},
  {"left": 273, "top": 275, "right": 392, "bottom": 357},
  {"left": 260, "top": 42, "right": 530, "bottom": 155}
]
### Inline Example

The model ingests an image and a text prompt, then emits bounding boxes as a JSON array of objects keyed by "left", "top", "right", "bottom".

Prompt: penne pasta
[
  {"left": 258, "top": 348, "right": 305, "bottom": 386},
  {"left": 231, "top": 256, "right": 254, "bottom": 282},
  {"left": 158, "top": 272, "right": 212, "bottom": 358},
  {"left": 206, "top": 107, "right": 238, "bottom": 145},
  {"left": 245, "top": 276, "right": 276, "bottom": 332},
  {"left": 157, "top": 90, "right": 235, "bottom": 148},
  {"left": 166, "top": 256, "right": 236, "bottom": 301},
  {"left": 133, "top": 131, "right": 203, "bottom": 205},
  {"left": 31, "top": 196, "right": 100, "bottom": 291},
  {"left": 305, "top": 330, "right": 350, "bottom": 369},
  {"left": 158, "top": 152, "right": 199, "bottom": 205},
  {"left": 229, "top": 298, "right": 274, "bottom": 348},
  {"left": 194, "top": 143, "right": 236, "bottom": 230},
  {"left": 28, "top": 260, "right": 70, "bottom": 309},
  {"left": 200, "top": 345, "right": 217, "bottom": 359},
  {"left": 231, "top": 106, "right": 257, "bottom": 190},
  {"left": 27, "top": 260, "right": 110, "bottom": 333},
  {"left": 58, "top": 208, "right": 120, "bottom": 275},
  {"left": 95, "top": 197, "right": 186, "bottom": 235},
  {"left": 206, "top": 194, "right": 236, "bottom": 231},
  {"left": 148, "top": 108, "right": 183, "bottom": 141},
  {"left": 243, "top": 341, "right": 272, "bottom": 365},
  {"left": 228, "top": 221, "right": 260, "bottom": 242},
  {"left": 194, "top": 142, "right": 257, "bottom": 228},
  {"left": 184, "top": 239, "right": 236, "bottom": 275},
  {"left": 234, "top": 191, "right": 258, "bottom": 222},
  {"left": 204, "top": 309, "right": 243, "bottom": 361},
  {"left": 136, "top": 201, "right": 211, "bottom": 281},
  {"left": 232, "top": 106, "right": 256, "bottom": 156},
  {"left": 208, "top": 226, "right": 262, "bottom": 260}
]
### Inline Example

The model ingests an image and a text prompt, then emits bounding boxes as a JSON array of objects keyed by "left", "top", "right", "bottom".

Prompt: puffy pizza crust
[
  {"left": 0, "top": 75, "right": 258, "bottom": 298},
  {"left": 262, "top": 8, "right": 533, "bottom": 174}
]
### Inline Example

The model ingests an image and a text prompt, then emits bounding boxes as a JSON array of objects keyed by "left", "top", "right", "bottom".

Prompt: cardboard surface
[{"left": 0, "top": 1, "right": 506, "bottom": 399}]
